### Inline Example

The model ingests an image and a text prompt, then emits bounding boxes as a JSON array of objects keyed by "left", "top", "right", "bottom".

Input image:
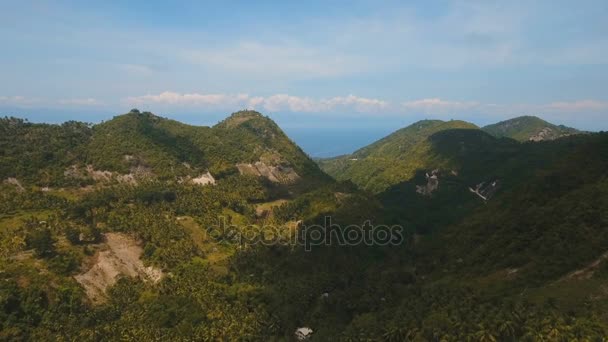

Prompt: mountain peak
[
  {"left": 318, "top": 119, "right": 480, "bottom": 193},
  {"left": 216, "top": 110, "right": 270, "bottom": 128},
  {"left": 482, "top": 116, "right": 580, "bottom": 141}
]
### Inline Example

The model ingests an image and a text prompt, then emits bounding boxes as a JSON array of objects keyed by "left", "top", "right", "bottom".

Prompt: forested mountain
[
  {"left": 0, "top": 110, "right": 329, "bottom": 190},
  {"left": 1, "top": 110, "right": 608, "bottom": 340},
  {"left": 319, "top": 116, "right": 584, "bottom": 193},
  {"left": 482, "top": 115, "right": 581, "bottom": 141},
  {"left": 317, "top": 119, "right": 478, "bottom": 193}
]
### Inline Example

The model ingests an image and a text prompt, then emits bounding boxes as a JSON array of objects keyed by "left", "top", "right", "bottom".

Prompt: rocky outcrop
[
  {"left": 3, "top": 177, "right": 25, "bottom": 192},
  {"left": 64, "top": 164, "right": 152, "bottom": 184},
  {"left": 529, "top": 127, "right": 555, "bottom": 142},
  {"left": 237, "top": 161, "right": 300, "bottom": 184},
  {"left": 416, "top": 169, "right": 440, "bottom": 196},
  {"left": 295, "top": 327, "right": 313, "bottom": 341},
  {"left": 74, "top": 233, "right": 163, "bottom": 303},
  {"left": 469, "top": 180, "right": 500, "bottom": 201},
  {"left": 191, "top": 172, "right": 216, "bottom": 185}
]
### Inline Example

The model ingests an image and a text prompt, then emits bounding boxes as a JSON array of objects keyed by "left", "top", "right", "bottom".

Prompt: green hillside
[
  {"left": 0, "top": 117, "right": 92, "bottom": 185},
  {"left": 242, "top": 131, "right": 608, "bottom": 341},
  {"left": 318, "top": 119, "right": 478, "bottom": 193},
  {"left": 2, "top": 111, "right": 608, "bottom": 340},
  {"left": 1, "top": 110, "right": 329, "bottom": 190},
  {"left": 482, "top": 115, "right": 581, "bottom": 141}
]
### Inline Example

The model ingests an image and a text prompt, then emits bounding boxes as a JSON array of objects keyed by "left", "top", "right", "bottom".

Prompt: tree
[{"left": 27, "top": 226, "right": 55, "bottom": 258}]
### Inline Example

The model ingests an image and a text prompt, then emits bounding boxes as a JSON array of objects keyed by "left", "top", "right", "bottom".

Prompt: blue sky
[{"left": 1, "top": 1, "right": 608, "bottom": 155}]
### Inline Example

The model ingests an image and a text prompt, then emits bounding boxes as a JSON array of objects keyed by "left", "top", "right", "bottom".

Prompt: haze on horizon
[{"left": 1, "top": 0, "right": 607, "bottom": 156}]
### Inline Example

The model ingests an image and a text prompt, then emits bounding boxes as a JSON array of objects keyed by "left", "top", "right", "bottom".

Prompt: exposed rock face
[
  {"left": 469, "top": 180, "right": 500, "bottom": 201},
  {"left": 191, "top": 172, "right": 216, "bottom": 185},
  {"left": 295, "top": 327, "right": 313, "bottom": 341},
  {"left": 560, "top": 251, "right": 608, "bottom": 281},
  {"left": 115, "top": 173, "right": 136, "bottom": 184},
  {"left": 74, "top": 233, "right": 162, "bottom": 303},
  {"left": 3, "top": 177, "right": 25, "bottom": 192},
  {"left": 416, "top": 169, "right": 440, "bottom": 196},
  {"left": 63, "top": 165, "right": 81, "bottom": 179},
  {"left": 85, "top": 165, "right": 113, "bottom": 181},
  {"left": 529, "top": 127, "right": 554, "bottom": 142},
  {"left": 237, "top": 161, "right": 300, "bottom": 184},
  {"left": 65, "top": 165, "right": 110, "bottom": 181},
  {"left": 64, "top": 164, "right": 151, "bottom": 184},
  {"left": 129, "top": 165, "right": 153, "bottom": 178}
]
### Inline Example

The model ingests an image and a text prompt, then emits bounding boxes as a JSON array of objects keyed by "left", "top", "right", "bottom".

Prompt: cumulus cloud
[
  {"left": 123, "top": 92, "right": 608, "bottom": 120},
  {"left": 124, "top": 92, "right": 388, "bottom": 113}
]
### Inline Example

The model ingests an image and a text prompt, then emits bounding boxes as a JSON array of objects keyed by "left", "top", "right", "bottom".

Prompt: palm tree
[
  {"left": 474, "top": 324, "right": 497, "bottom": 342},
  {"left": 382, "top": 326, "right": 409, "bottom": 342},
  {"left": 498, "top": 320, "right": 517, "bottom": 341}
]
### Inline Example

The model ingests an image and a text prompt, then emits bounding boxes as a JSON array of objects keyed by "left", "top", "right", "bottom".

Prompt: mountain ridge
[
  {"left": 318, "top": 119, "right": 481, "bottom": 192},
  {"left": 318, "top": 115, "right": 584, "bottom": 193},
  {"left": 2, "top": 110, "right": 608, "bottom": 340},
  {"left": 0, "top": 109, "right": 330, "bottom": 190},
  {"left": 482, "top": 115, "right": 581, "bottom": 141}
]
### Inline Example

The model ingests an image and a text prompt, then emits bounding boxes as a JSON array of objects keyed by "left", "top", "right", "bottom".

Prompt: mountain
[
  {"left": 252, "top": 130, "right": 608, "bottom": 340},
  {"left": 2, "top": 110, "right": 608, "bottom": 340},
  {"left": 482, "top": 115, "right": 581, "bottom": 141},
  {"left": 0, "top": 109, "right": 329, "bottom": 190},
  {"left": 318, "top": 119, "right": 478, "bottom": 193},
  {"left": 319, "top": 116, "right": 584, "bottom": 193}
]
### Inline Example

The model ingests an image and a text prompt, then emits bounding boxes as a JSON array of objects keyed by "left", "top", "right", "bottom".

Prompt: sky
[{"left": 1, "top": 0, "right": 608, "bottom": 156}]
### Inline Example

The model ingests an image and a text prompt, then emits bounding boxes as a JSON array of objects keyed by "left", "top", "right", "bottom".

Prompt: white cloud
[
  {"left": 123, "top": 92, "right": 608, "bottom": 120},
  {"left": 257, "top": 94, "right": 387, "bottom": 112},
  {"left": 57, "top": 98, "right": 102, "bottom": 106},
  {"left": 544, "top": 100, "right": 608, "bottom": 112},
  {"left": 402, "top": 98, "right": 479, "bottom": 112},
  {"left": 260, "top": 94, "right": 321, "bottom": 112},
  {"left": 0, "top": 96, "right": 103, "bottom": 108},
  {"left": 325, "top": 95, "right": 389, "bottom": 112},
  {"left": 0, "top": 95, "right": 40, "bottom": 106},
  {"left": 124, "top": 92, "right": 388, "bottom": 113},
  {"left": 125, "top": 91, "right": 248, "bottom": 107},
  {"left": 5, "top": 92, "right": 606, "bottom": 127}
]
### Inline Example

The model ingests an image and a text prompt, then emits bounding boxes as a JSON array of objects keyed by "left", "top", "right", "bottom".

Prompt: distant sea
[{"left": 282, "top": 126, "right": 394, "bottom": 158}]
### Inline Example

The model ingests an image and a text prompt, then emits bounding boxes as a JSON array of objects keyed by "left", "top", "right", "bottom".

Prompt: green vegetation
[
  {"left": 1, "top": 110, "right": 330, "bottom": 190},
  {"left": 1, "top": 111, "right": 607, "bottom": 340},
  {"left": 318, "top": 119, "right": 479, "bottom": 193},
  {"left": 0, "top": 117, "right": 92, "bottom": 186},
  {"left": 482, "top": 115, "right": 581, "bottom": 142},
  {"left": 319, "top": 116, "right": 584, "bottom": 193}
]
